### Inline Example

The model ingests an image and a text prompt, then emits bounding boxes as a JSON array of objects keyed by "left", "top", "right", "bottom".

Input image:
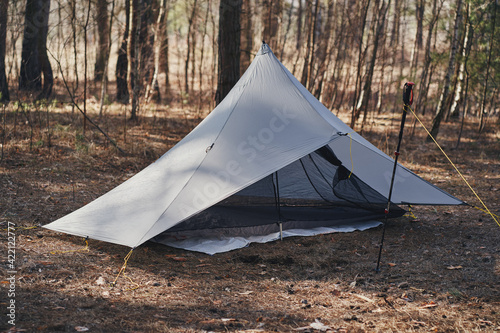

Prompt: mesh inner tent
[{"left": 159, "top": 145, "right": 405, "bottom": 239}]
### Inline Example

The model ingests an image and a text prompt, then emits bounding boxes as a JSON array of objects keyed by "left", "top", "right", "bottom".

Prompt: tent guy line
[{"left": 407, "top": 105, "right": 499, "bottom": 228}]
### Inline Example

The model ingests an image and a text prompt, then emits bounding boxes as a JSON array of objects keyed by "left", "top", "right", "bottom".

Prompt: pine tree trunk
[
  {"left": 116, "top": 0, "right": 130, "bottom": 103},
  {"left": 449, "top": 2, "right": 472, "bottom": 119},
  {"left": 0, "top": 0, "right": 9, "bottom": 102},
  {"left": 185, "top": 0, "right": 198, "bottom": 94},
  {"left": 296, "top": 0, "right": 302, "bottom": 51},
  {"left": 478, "top": 0, "right": 497, "bottom": 133},
  {"left": 95, "top": 0, "right": 109, "bottom": 82},
  {"left": 350, "top": 0, "right": 371, "bottom": 128},
  {"left": 416, "top": 0, "right": 425, "bottom": 48},
  {"left": 300, "top": 0, "right": 314, "bottom": 87},
  {"left": 414, "top": 0, "right": 442, "bottom": 116},
  {"left": 139, "top": 0, "right": 154, "bottom": 99},
  {"left": 389, "top": 0, "right": 401, "bottom": 47},
  {"left": 215, "top": 0, "right": 242, "bottom": 105},
  {"left": 262, "top": 0, "right": 281, "bottom": 51},
  {"left": 429, "top": 0, "right": 463, "bottom": 140},
  {"left": 160, "top": 0, "right": 171, "bottom": 101},
  {"left": 313, "top": 0, "right": 335, "bottom": 99},
  {"left": 127, "top": 0, "right": 139, "bottom": 120},
  {"left": 146, "top": 0, "right": 167, "bottom": 103},
  {"left": 358, "top": 0, "right": 390, "bottom": 131},
  {"left": 99, "top": 0, "right": 115, "bottom": 116},
  {"left": 240, "top": 0, "right": 253, "bottom": 74},
  {"left": 19, "top": 0, "right": 53, "bottom": 99},
  {"left": 306, "top": 0, "right": 320, "bottom": 92}
]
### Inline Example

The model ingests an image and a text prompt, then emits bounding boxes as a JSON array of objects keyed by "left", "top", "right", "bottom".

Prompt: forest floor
[{"left": 0, "top": 101, "right": 499, "bottom": 332}]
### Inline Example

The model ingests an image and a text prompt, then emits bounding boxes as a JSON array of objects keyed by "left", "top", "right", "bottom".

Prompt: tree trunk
[
  {"left": 279, "top": 0, "right": 294, "bottom": 61},
  {"left": 357, "top": 0, "right": 390, "bottom": 131},
  {"left": 300, "top": 0, "right": 314, "bottom": 87},
  {"left": 262, "top": 0, "right": 281, "bottom": 51},
  {"left": 19, "top": 0, "right": 53, "bottom": 99},
  {"left": 313, "top": 0, "right": 335, "bottom": 99},
  {"left": 99, "top": 0, "right": 115, "bottom": 116},
  {"left": 70, "top": 0, "right": 78, "bottom": 104},
  {"left": 184, "top": 0, "right": 198, "bottom": 94},
  {"left": 215, "top": 0, "right": 242, "bottom": 105},
  {"left": 146, "top": 0, "right": 167, "bottom": 103},
  {"left": 127, "top": 0, "right": 139, "bottom": 121},
  {"left": 139, "top": 0, "right": 154, "bottom": 99},
  {"left": 94, "top": 0, "right": 109, "bottom": 82},
  {"left": 0, "top": 0, "right": 9, "bottom": 102},
  {"left": 429, "top": 0, "right": 463, "bottom": 140},
  {"left": 389, "top": 0, "right": 401, "bottom": 47},
  {"left": 116, "top": 0, "right": 130, "bottom": 103},
  {"left": 325, "top": 1, "right": 348, "bottom": 110},
  {"left": 414, "top": 0, "right": 442, "bottom": 116},
  {"left": 198, "top": 0, "right": 211, "bottom": 113},
  {"left": 415, "top": 0, "right": 425, "bottom": 48},
  {"left": 306, "top": 0, "right": 320, "bottom": 92},
  {"left": 160, "top": 0, "right": 171, "bottom": 101},
  {"left": 349, "top": 0, "right": 371, "bottom": 128},
  {"left": 449, "top": 2, "right": 472, "bottom": 119},
  {"left": 240, "top": 0, "right": 253, "bottom": 74},
  {"left": 478, "top": 0, "right": 497, "bottom": 133},
  {"left": 296, "top": 0, "right": 302, "bottom": 51}
]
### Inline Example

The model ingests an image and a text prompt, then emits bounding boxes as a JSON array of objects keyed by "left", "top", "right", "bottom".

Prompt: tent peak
[{"left": 259, "top": 42, "right": 271, "bottom": 56}]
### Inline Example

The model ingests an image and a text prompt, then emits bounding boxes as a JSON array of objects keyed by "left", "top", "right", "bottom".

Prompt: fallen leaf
[
  {"left": 351, "top": 293, "right": 375, "bottom": 303},
  {"left": 331, "top": 290, "right": 341, "bottom": 296},
  {"left": 446, "top": 265, "right": 463, "bottom": 270},
  {"left": 419, "top": 302, "right": 438, "bottom": 309},
  {"left": 238, "top": 291, "right": 254, "bottom": 295},
  {"left": 310, "top": 319, "right": 331, "bottom": 331},
  {"left": 95, "top": 276, "right": 106, "bottom": 285},
  {"left": 171, "top": 257, "right": 187, "bottom": 262},
  {"left": 153, "top": 314, "right": 169, "bottom": 320},
  {"left": 388, "top": 263, "right": 397, "bottom": 267}
]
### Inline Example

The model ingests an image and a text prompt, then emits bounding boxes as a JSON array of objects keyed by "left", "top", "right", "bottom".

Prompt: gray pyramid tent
[{"left": 44, "top": 43, "right": 463, "bottom": 254}]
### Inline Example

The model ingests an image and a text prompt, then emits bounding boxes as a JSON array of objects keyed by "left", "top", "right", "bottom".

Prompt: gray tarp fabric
[{"left": 44, "top": 43, "right": 463, "bottom": 253}]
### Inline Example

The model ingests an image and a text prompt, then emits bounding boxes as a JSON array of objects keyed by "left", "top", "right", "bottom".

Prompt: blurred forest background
[{"left": 0, "top": 0, "right": 498, "bottom": 140}]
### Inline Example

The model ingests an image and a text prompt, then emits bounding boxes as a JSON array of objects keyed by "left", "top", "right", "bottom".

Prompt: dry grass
[{"left": 0, "top": 100, "right": 499, "bottom": 332}]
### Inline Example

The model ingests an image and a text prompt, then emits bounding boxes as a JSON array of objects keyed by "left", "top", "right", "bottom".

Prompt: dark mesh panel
[{"left": 164, "top": 145, "right": 405, "bottom": 236}]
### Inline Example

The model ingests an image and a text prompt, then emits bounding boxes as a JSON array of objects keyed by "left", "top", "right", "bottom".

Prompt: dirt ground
[{"left": 1, "top": 105, "right": 499, "bottom": 332}]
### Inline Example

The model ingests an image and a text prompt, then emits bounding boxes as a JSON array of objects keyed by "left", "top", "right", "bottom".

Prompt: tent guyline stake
[
  {"left": 111, "top": 248, "right": 135, "bottom": 288},
  {"left": 376, "top": 82, "right": 414, "bottom": 273}
]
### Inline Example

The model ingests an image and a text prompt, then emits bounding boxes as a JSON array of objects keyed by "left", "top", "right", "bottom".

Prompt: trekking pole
[{"left": 376, "top": 82, "right": 414, "bottom": 273}]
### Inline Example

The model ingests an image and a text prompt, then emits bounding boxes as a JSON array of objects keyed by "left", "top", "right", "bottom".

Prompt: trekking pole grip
[{"left": 403, "top": 82, "right": 414, "bottom": 106}]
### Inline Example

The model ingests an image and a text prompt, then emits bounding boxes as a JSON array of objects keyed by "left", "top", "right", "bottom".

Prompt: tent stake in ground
[{"left": 376, "top": 82, "right": 414, "bottom": 272}]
